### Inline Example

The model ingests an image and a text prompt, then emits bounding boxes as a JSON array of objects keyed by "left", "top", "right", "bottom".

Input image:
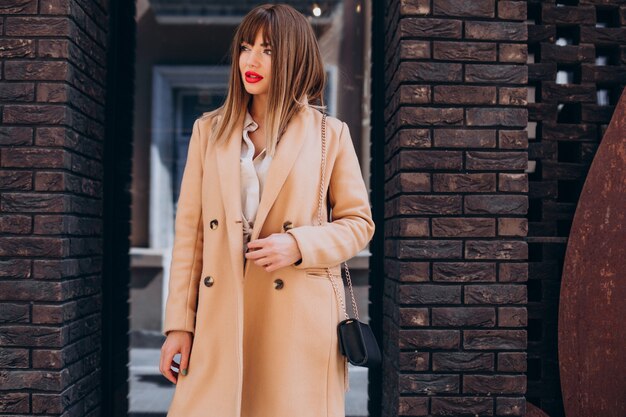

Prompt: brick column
[
  {"left": 382, "top": 1, "right": 528, "bottom": 416},
  {"left": 0, "top": 1, "right": 131, "bottom": 415}
]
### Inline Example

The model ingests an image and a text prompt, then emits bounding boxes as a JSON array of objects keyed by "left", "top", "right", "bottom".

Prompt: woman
[{"left": 159, "top": 4, "right": 375, "bottom": 417}]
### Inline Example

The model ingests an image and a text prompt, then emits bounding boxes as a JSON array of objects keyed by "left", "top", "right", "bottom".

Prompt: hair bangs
[{"left": 239, "top": 9, "right": 274, "bottom": 47}]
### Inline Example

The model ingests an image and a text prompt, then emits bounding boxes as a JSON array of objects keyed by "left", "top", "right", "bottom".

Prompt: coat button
[
  {"left": 273, "top": 279, "right": 284, "bottom": 290},
  {"left": 204, "top": 276, "right": 214, "bottom": 287},
  {"left": 210, "top": 219, "right": 219, "bottom": 230},
  {"left": 282, "top": 220, "right": 293, "bottom": 231}
]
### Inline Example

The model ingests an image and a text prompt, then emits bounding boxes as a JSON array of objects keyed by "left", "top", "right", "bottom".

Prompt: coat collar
[{"left": 215, "top": 105, "right": 313, "bottom": 278}]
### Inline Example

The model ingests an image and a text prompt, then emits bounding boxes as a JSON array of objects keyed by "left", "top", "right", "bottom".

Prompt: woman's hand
[
  {"left": 160, "top": 330, "right": 193, "bottom": 384},
  {"left": 245, "top": 233, "right": 302, "bottom": 272}
]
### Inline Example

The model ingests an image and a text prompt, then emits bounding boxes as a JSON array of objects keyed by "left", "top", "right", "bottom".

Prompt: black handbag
[{"left": 318, "top": 113, "right": 382, "bottom": 369}]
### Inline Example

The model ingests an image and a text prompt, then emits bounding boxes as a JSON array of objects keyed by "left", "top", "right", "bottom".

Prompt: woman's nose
[{"left": 246, "top": 50, "right": 263, "bottom": 67}]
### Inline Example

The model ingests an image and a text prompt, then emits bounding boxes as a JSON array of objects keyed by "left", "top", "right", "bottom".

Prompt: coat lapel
[
  {"left": 215, "top": 106, "right": 312, "bottom": 279},
  {"left": 248, "top": 106, "right": 310, "bottom": 242},
  {"left": 215, "top": 114, "right": 245, "bottom": 279}
]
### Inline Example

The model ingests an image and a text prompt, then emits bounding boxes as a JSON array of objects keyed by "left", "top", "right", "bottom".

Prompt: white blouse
[{"left": 241, "top": 110, "right": 273, "bottom": 257}]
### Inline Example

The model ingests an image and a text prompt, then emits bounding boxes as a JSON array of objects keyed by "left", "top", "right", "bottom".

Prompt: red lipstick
[{"left": 245, "top": 71, "right": 263, "bottom": 83}]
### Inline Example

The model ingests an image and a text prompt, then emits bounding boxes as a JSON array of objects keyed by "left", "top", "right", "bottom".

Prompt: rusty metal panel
[
  {"left": 528, "top": 401, "right": 551, "bottom": 417},
  {"left": 558, "top": 89, "right": 626, "bottom": 417}
]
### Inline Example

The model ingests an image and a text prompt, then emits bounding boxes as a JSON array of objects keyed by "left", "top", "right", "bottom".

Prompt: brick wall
[
  {"left": 0, "top": 0, "right": 133, "bottom": 415},
  {"left": 526, "top": 2, "right": 626, "bottom": 415},
  {"left": 382, "top": 1, "right": 529, "bottom": 416}
]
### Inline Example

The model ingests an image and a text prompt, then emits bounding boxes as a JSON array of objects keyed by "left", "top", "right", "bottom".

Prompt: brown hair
[{"left": 207, "top": 3, "right": 326, "bottom": 156}]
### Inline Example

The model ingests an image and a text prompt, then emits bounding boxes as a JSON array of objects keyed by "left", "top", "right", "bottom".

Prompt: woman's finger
[
  {"left": 179, "top": 342, "right": 191, "bottom": 377},
  {"left": 160, "top": 347, "right": 178, "bottom": 384}
]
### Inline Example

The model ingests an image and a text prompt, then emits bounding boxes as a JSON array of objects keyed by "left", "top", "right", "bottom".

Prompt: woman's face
[{"left": 239, "top": 30, "right": 272, "bottom": 97}]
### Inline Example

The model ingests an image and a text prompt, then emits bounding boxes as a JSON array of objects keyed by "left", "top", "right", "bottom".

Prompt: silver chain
[{"left": 318, "top": 113, "right": 360, "bottom": 321}]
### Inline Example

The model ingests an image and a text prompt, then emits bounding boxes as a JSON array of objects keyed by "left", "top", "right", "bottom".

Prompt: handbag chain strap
[{"left": 318, "top": 113, "right": 360, "bottom": 321}]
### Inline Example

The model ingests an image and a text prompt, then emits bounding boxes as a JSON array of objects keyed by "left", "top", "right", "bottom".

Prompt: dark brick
[
  {"left": 499, "top": 87, "right": 527, "bottom": 105},
  {"left": 464, "top": 330, "right": 526, "bottom": 349},
  {"left": 499, "top": 173, "right": 527, "bottom": 192},
  {"left": 433, "top": 129, "right": 496, "bottom": 148},
  {"left": 396, "top": 106, "right": 464, "bottom": 126},
  {"left": 432, "top": 352, "right": 494, "bottom": 372},
  {"left": 433, "top": 41, "right": 496, "bottom": 61},
  {"left": 385, "top": 218, "right": 429, "bottom": 237},
  {"left": 0, "top": 324, "right": 68, "bottom": 348},
  {"left": 431, "top": 396, "right": 493, "bottom": 416},
  {"left": 0, "top": 171, "right": 32, "bottom": 191},
  {"left": 498, "top": 1, "right": 526, "bottom": 20},
  {"left": 4, "top": 60, "right": 69, "bottom": 81},
  {"left": 465, "top": 240, "right": 528, "bottom": 260},
  {"left": 398, "top": 396, "right": 428, "bottom": 416},
  {"left": 466, "top": 64, "right": 526, "bottom": 84},
  {"left": 385, "top": 260, "right": 430, "bottom": 282},
  {"left": 498, "top": 352, "right": 527, "bottom": 372},
  {"left": 434, "top": 173, "right": 496, "bottom": 193},
  {"left": 396, "top": 239, "right": 462, "bottom": 259},
  {"left": 465, "top": 21, "right": 527, "bottom": 41},
  {"left": 2, "top": 105, "right": 68, "bottom": 124},
  {"left": 463, "top": 375, "right": 526, "bottom": 394},
  {"left": 465, "top": 195, "right": 528, "bottom": 214},
  {"left": 399, "top": 308, "right": 429, "bottom": 327},
  {"left": 432, "top": 218, "right": 495, "bottom": 237},
  {"left": 0, "top": 82, "right": 35, "bottom": 102},
  {"left": 0, "top": 303, "right": 30, "bottom": 323},
  {"left": 498, "top": 306, "right": 527, "bottom": 326},
  {"left": 433, "top": 0, "right": 494, "bottom": 18},
  {"left": 0, "top": 369, "right": 65, "bottom": 390},
  {"left": 496, "top": 397, "right": 526, "bottom": 416},
  {"left": 499, "top": 263, "right": 527, "bottom": 282},
  {"left": 542, "top": 4, "right": 595, "bottom": 25},
  {"left": 398, "top": 284, "right": 462, "bottom": 304},
  {"left": 392, "top": 62, "right": 462, "bottom": 94},
  {"left": 0, "top": 39, "right": 36, "bottom": 59},
  {"left": 0, "top": 348, "right": 29, "bottom": 368},
  {"left": 0, "top": 126, "right": 33, "bottom": 145},
  {"left": 0, "top": 392, "right": 29, "bottom": 413},
  {"left": 1, "top": 148, "right": 67, "bottom": 169},
  {"left": 399, "top": 351, "right": 430, "bottom": 371},
  {"left": 497, "top": 218, "right": 527, "bottom": 236},
  {"left": 499, "top": 130, "right": 528, "bottom": 149},
  {"left": 434, "top": 85, "right": 497, "bottom": 105},
  {"left": 399, "top": 18, "right": 462, "bottom": 39},
  {"left": 32, "top": 349, "right": 65, "bottom": 369},
  {"left": 391, "top": 195, "right": 462, "bottom": 216},
  {"left": 397, "top": 150, "right": 463, "bottom": 170},
  {"left": 465, "top": 284, "right": 527, "bottom": 304},
  {"left": 386, "top": 172, "right": 430, "bottom": 197},
  {"left": 398, "top": 40, "right": 430, "bottom": 59},
  {"left": 0, "top": 237, "right": 67, "bottom": 257},
  {"left": 400, "top": 374, "right": 460, "bottom": 394},
  {"left": 0, "top": 281, "right": 64, "bottom": 302},
  {"left": 38, "top": 39, "right": 70, "bottom": 58},
  {"left": 5, "top": 17, "right": 71, "bottom": 36},
  {"left": 432, "top": 307, "right": 495, "bottom": 327},
  {"left": 40, "top": 0, "right": 71, "bottom": 14},
  {"left": 399, "top": 329, "right": 461, "bottom": 349},
  {"left": 433, "top": 262, "right": 496, "bottom": 282},
  {"left": 1, "top": 193, "right": 67, "bottom": 212},
  {"left": 499, "top": 43, "right": 527, "bottom": 63},
  {"left": 466, "top": 108, "right": 528, "bottom": 127},
  {"left": 0, "top": 259, "right": 31, "bottom": 279}
]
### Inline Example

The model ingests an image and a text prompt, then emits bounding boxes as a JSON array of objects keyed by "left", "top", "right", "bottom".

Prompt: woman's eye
[
  {"left": 240, "top": 45, "right": 249, "bottom": 51},
  {"left": 264, "top": 49, "right": 272, "bottom": 55}
]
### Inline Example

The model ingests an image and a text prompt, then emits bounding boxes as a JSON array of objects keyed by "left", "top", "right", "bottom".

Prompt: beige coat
[{"left": 163, "top": 104, "right": 375, "bottom": 417}]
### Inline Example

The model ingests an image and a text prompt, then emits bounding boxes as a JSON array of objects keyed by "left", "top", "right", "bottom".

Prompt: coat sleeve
[
  {"left": 286, "top": 121, "right": 375, "bottom": 269},
  {"left": 163, "top": 118, "right": 204, "bottom": 336}
]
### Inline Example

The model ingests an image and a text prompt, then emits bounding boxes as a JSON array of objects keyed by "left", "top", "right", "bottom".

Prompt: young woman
[{"left": 159, "top": 4, "right": 375, "bottom": 417}]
